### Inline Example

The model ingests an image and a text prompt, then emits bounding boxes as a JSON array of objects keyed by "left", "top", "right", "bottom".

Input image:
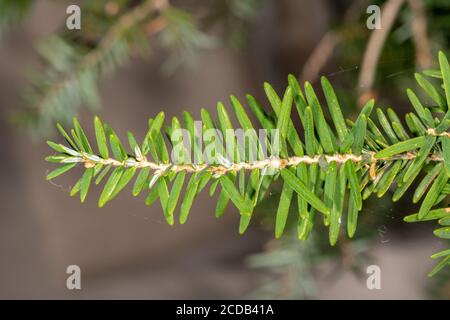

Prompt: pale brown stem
[
  {"left": 358, "top": 0, "right": 405, "bottom": 104},
  {"left": 407, "top": 0, "right": 432, "bottom": 68}
]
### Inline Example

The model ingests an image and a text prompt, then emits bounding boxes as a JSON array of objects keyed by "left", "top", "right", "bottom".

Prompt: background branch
[
  {"left": 358, "top": 0, "right": 405, "bottom": 104},
  {"left": 408, "top": 0, "right": 432, "bottom": 69}
]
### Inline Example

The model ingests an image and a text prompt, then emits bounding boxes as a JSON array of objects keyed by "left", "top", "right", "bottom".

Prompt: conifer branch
[
  {"left": 45, "top": 51, "right": 450, "bottom": 276},
  {"left": 17, "top": 0, "right": 214, "bottom": 135}
]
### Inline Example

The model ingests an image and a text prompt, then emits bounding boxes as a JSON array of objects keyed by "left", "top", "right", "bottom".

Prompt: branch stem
[{"left": 76, "top": 150, "right": 442, "bottom": 177}]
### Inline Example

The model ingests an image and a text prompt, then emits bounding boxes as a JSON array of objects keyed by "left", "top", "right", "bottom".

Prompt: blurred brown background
[{"left": 0, "top": 0, "right": 445, "bottom": 299}]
